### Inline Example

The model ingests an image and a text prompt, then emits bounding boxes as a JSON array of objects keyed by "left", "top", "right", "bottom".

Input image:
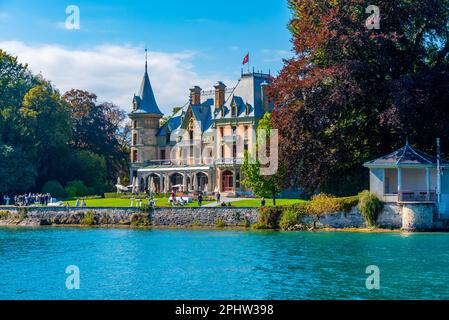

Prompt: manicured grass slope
[
  {"left": 66, "top": 198, "right": 212, "bottom": 207},
  {"left": 64, "top": 197, "right": 306, "bottom": 208}
]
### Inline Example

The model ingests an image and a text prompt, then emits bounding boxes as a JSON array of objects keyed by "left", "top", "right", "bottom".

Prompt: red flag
[{"left": 242, "top": 53, "right": 249, "bottom": 65}]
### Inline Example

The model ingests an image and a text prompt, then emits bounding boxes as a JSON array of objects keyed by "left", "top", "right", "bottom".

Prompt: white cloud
[{"left": 0, "top": 41, "right": 234, "bottom": 114}]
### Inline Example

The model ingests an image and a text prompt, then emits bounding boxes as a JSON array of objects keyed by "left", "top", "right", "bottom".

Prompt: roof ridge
[{"left": 407, "top": 144, "right": 433, "bottom": 164}]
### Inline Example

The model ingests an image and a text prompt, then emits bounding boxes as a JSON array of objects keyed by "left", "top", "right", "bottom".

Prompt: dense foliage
[
  {"left": 358, "top": 190, "right": 384, "bottom": 227},
  {"left": 255, "top": 194, "right": 360, "bottom": 230},
  {"left": 0, "top": 49, "right": 130, "bottom": 196},
  {"left": 270, "top": 0, "right": 449, "bottom": 195}
]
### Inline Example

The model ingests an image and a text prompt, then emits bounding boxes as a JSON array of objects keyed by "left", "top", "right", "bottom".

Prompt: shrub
[
  {"left": 258, "top": 207, "right": 283, "bottom": 229},
  {"left": 65, "top": 180, "right": 89, "bottom": 198},
  {"left": 0, "top": 211, "right": 10, "bottom": 219},
  {"left": 251, "top": 222, "right": 269, "bottom": 230},
  {"left": 215, "top": 218, "right": 226, "bottom": 228},
  {"left": 358, "top": 190, "right": 383, "bottom": 227},
  {"left": 307, "top": 193, "right": 340, "bottom": 217},
  {"left": 335, "top": 195, "right": 360, "bottom": 213},
  {"left": 41, "top": 180, "right": 67, "bottom": 198},
  {"left": 81, "top": 211, "right": 95, "bottom": 226},
  {"left": 280, "top": 203, "right": 308, "bottom": 230}
]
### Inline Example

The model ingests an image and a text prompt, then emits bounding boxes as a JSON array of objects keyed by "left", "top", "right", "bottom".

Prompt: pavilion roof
[{"left": 364, "top": 142, "right": 449, "bottom": 168}]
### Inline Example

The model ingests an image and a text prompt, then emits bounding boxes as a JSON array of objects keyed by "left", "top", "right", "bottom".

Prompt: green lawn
[
  {"left": 64, "top": 197, "right": 306, "bottom": 208},
  {"left": 231, "top": 198, "right": 308, "bottom": 207},
  {"left": 66, "top": 197, "right": 212, "bottom": 207}
]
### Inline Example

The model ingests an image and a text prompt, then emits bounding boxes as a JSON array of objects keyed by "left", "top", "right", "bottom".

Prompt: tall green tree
[
  {"left": 270, "top": 0, "right": 449, "bottom": 196},
  {"left": 242, "top": 113, "right": 284, "bottom": 205},
  {"left": 63, "top": 89, "right": 129, "bottom": 191},
  {"left": 0, "top": 144, "right": 36, "bottom": 194},
  {"left": 20, "top": 82, "right": 71, "bottom": 187}
]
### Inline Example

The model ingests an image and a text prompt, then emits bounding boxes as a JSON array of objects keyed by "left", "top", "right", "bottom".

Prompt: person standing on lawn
[{"left": 198, "top": 194, "right": 203, "bottom": 207}]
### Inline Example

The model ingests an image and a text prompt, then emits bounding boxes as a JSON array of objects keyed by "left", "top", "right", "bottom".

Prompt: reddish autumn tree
[{"left": 270, "top": 0, "right": 449, "bottom": 196}]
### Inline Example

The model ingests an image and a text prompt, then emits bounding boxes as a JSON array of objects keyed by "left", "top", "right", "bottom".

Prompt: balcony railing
[
  {"left": 216, "top": 157, "right": 243, "bottom": 165},
  {"left": 398, "top": 190, "right": 436, "bottom": 202},
  {"left": 142, "top": 157, "right": 244, "bottom": 167}
]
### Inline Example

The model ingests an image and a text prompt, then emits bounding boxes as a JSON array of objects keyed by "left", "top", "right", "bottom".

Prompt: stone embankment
[
  {"left": 0, "top": 203, "right": 447, "bottom": 231},
  {"left": 0, "top": 206, "right": 259, "bottom": 227}
]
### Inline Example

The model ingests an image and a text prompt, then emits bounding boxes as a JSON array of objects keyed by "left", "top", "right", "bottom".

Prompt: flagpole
[{"left": 247, "top": 52, "right": 250, "bottom": 74}]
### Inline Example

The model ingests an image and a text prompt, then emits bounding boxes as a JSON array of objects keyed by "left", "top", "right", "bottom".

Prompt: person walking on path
[
  {"left": 216, "top": 193, "right": 221, "bottom": 203},
  {"left": 260, "top": 197, "right": 266, "bottom": 207},
  {"left": 75, "top": 199, "right": 80, "bottom": 207},
  {"left": 198, "top": 194, "right": 203, "bottom": 207}
]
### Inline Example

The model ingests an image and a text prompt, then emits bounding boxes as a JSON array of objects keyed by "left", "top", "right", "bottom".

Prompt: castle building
[{"left": 129, "top": 56, "right": 273, "bottom": 196}]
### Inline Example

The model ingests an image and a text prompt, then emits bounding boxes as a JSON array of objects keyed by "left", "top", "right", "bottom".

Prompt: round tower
[{"left": 129, "top": 50, "right": 163, "bottom": 184}]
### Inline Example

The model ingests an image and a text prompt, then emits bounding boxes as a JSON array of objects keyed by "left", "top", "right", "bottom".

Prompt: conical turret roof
[{"left": 132, "top": 51, "right": 163, "bottom": 115}]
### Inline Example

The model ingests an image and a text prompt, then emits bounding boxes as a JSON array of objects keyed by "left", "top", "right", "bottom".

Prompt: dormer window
[
  {"left": 245, "top": 105, "right": 250, "bottom": 116},
  {"left": 221, "top": 108, "right": 225, "bottom": 117},
  {"left": 231, "top": 104, "right": 237, "bottom": 117}
]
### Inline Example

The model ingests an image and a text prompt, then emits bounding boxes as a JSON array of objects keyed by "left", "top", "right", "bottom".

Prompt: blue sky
[{"left": 0, "top": 0, "right": 293, "bottom": 112}]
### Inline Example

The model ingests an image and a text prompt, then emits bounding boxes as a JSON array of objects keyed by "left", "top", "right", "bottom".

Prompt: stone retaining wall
[
  {"left": 299, "top": 204, "right": 402, "bottom": 229},
  {"left": 0, "top": 202, "right": 443, "bottom": 231},
  {"left": 0, "top": 206, "right": 259, "bottom": 227}
]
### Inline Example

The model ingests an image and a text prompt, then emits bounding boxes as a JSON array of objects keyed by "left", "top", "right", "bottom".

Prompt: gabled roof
[
  {"left": 213, "top": 73, "right": 272, "bottom": 120},
  {"left": 364, "top": 142, "right": 449, "bottom": 168},
  {"left": 191, "top": 104, "right": 213, "bottom": 132},
  {"left": 131, "top": 60, "right": 163, "bottom": 115},
  {"left": 157, "top": 115, "right": 183, "bottom": 136},
  {"left": 154, "top": 72, "right": 272, "bottom": 138}
]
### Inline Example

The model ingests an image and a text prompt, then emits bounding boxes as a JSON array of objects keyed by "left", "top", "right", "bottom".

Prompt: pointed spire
[
  {"left": 131, "top": 48, "right": 163, "bottom": 115},
  {"left": 145, "top": 47, "right": 148, "bottom": 73}
]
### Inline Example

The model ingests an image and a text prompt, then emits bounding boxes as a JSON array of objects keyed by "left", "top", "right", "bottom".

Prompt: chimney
[
  {"left": 190, "top": 86, "right": 202, "bottom": 105},
  {"left": 214, "top": 81, "right": 226, "bottom": 108}
]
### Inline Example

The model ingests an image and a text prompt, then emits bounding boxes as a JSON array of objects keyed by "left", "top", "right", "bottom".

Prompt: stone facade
[{"left": 401, "top": 203, "right": 435, "bottom": 231}]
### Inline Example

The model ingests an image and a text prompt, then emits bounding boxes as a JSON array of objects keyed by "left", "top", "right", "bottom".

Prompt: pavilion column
[
  {"left": 397, "top": 167, "right": 402, "bottom": 201},
  {"left": 426, "top": 167, "right": 431, "bottom": 201},
  {"left": 232, "top": 169, "right": 236, "bottom": 193}
]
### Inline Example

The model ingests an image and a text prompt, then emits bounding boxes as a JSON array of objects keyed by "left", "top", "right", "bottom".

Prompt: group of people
[{"left": 1, "top": 193, "right": 52, "bottom": 207}]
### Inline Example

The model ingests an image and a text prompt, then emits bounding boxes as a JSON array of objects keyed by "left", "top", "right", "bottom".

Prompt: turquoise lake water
[{"left": 1, "top": 227, "right": 449, "bottom": 300}]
